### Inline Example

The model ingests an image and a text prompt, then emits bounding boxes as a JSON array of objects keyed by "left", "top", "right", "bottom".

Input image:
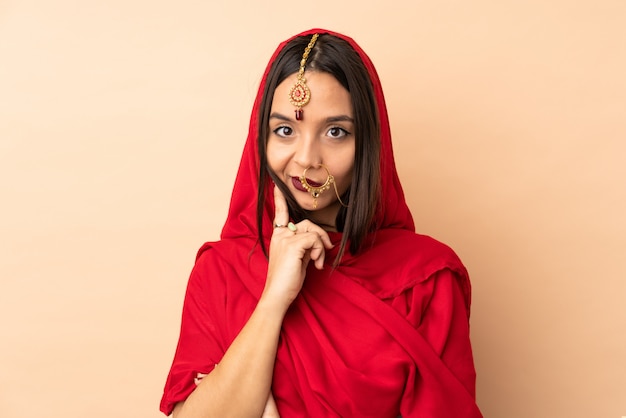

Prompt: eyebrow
[
  {"left": 326, "top": 115, "right": 355, "bottom": 123},
  {"left": 269, "top": 112, "right": 354, "bottom": 124}
]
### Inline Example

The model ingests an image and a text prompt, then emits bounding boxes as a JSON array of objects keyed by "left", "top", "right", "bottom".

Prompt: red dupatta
[{"left": 160, "top": 29, "right": 482, "bottom": 417}]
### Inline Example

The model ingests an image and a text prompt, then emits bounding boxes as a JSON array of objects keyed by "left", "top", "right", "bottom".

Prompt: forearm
[
  {"left": 172, "top": 187, "right": 330, "bottom": 417},
  {"left": 174, "top": 298, "right": 286, "bottom": 418}
]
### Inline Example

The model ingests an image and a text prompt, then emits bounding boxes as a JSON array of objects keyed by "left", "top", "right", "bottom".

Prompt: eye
[
  {"left": 273, "top": 126, "right": 294, "bottom": 138},
  {"left": 327, "top": 127, "right": 350, "bottom": 139}
]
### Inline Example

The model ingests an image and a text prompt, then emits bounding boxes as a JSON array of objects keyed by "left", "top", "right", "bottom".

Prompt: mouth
[{"left": 291, "top": 176, "right": 323, "bottom": 192}]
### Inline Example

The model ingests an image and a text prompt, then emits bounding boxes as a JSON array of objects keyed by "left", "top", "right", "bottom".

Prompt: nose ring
[{"left": 299, "top": 164, "right": 334, "bottom": 209}]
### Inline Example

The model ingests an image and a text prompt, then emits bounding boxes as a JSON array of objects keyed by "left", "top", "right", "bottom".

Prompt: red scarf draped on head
[
  {"left": 222, "top": 28, "right": 414, "bottom": 243},
  {"left": 160, "top": 29, "right": 482, "bottom": 417}
]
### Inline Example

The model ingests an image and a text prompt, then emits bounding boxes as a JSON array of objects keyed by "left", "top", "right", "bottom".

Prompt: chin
[
  {"left": 296, "top": 199, "right": 318, "bottom": 212},
  {"left": 291, "top": 195, "right": 317, "bottom": 211}
]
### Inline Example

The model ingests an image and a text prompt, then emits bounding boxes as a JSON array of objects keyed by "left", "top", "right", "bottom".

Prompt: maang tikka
[{"left": 289, "top": 34, "right": 319, "bottom": 121}]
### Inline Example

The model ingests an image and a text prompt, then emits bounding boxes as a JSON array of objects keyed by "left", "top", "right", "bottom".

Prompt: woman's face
[{"left": 267, "top": 71, "right": 355, "bottom": 228}]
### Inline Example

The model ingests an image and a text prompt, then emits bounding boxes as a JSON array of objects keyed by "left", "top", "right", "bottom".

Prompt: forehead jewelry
[
  {"left": 289, "top": 33, "right": 319, "bottom": 121},
  {"left": 299, "top": 164, "right": 348, "bottom": 209}
]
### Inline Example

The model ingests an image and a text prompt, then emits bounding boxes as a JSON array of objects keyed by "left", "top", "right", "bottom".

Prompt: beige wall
[{"left": 1, "top": 1, "right": 624, "bottom": 417}]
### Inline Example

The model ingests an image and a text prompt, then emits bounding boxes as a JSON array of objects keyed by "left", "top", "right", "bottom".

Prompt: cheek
[
  {"left": 338, "top": 165, "right": 354, "bottom": 188},
  {"left": 336, "top": 146, "right": 355, "bottom": 186},
  {"left": 266, "top": 140, "right": 289, "bottom": 172},
  {"left": 332, "top": 157, "right": 355, "bottom": 190}
]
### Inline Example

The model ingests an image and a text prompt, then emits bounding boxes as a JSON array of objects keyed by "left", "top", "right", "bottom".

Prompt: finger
[
  {"left": 314, "top": 254, "right": 325, "bottom": 270},
  {"left": 302, "top": 235, "right": 325, "bottom": 269},
  {"left": 297, "top": 220, "right": 334, "bottom": 249},
  {"left": 194, "top": 372, "right": 208, "bottom": 386},
  {"left": 312, "top": 242, "right": 326, "bottom": 270},
  {"left": 273, "top": 184, "right": 289, "bottom": 228},
  {"left": 302, "top": 251, "right": 312, "bottom": 270}
]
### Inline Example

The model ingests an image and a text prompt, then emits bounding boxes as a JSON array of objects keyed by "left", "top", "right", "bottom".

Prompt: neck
[
  {"left": 316, "top": 222, "right": 338, "bottom": 232},
  {"left": 307, "top": 200, "right": 341, "bottom": 232}
]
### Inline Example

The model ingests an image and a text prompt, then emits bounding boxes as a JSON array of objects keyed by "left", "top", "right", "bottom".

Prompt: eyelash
[
  {"left": 273, "top": 126, "right": 293, "bottom": 137},
  {"left": 272, "top": 126, "right": 351, "bottom": 139},
  {"left": 327, "top": 127, "right": 351, "bottom": 139}
]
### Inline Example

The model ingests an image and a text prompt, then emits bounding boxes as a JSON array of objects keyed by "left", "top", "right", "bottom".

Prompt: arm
[
  {"left": 171, "top": 296, "right": 284, "bottom": 418},
  {"left": 172, "top": 186, "right": 333, "bottom": 418}
]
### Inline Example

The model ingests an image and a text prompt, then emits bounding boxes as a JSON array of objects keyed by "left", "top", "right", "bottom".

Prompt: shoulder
[
  {"left": 370, "top": 229, "right": 465, "bottom": 273},
  {"left": 194, "top": 237, "right": 259, "bottom": 266},
  {"left": 184, "top": 241, "right": 237, "bottom": 292},
  {"left": 347, "top": 228, "right": 468, "bottom": 299},
  {"left": 188, "top": 237, "right": 267, "bottom": 296}
]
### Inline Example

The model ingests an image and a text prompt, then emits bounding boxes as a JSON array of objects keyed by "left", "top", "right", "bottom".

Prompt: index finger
[{"left": 273, "top": 184, "right": 289, "bottom": 227}]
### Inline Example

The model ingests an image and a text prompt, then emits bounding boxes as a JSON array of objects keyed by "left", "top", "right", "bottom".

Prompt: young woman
[{"left": 160, "top": 29, "right": 483, "bottom": 418}]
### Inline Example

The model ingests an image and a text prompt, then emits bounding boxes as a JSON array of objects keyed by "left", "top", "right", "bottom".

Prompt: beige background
[{"left": 1, "top": 0, "right": 625, "bottom": 417}]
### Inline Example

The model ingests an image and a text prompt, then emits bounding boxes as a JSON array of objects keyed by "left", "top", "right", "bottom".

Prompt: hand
[
  {"left": 262, "top": 185, "right": 334, "bottom": 309},
  {"left": 261, "top": 393, "right": 280, "bottom": 418}
]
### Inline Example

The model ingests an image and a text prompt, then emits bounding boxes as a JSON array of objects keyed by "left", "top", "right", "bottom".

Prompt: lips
[{"left": 291, "top": 176, "right": 322, "bottom": 192}]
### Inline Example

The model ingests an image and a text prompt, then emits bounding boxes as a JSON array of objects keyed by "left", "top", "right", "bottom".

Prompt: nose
[{"left": 293, "top": 134, "right": 322, "bottom": 169}]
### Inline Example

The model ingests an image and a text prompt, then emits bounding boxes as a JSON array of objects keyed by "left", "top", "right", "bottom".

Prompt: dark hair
[{"left": 257, "top": 34, "right": 381, "bottom": 264}]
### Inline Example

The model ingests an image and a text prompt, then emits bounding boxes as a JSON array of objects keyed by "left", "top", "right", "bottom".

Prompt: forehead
[{"left": 271, "top": 71, "right": 353, "bottom": 118}]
